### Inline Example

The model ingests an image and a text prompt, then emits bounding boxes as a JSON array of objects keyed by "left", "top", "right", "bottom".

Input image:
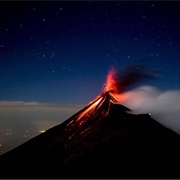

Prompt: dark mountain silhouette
[{"left": 0, "top": 91, "right": 180, "bottom": 179}]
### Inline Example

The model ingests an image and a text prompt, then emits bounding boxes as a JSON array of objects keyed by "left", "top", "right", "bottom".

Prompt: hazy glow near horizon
[{"left": 0, "top": 101, "right": 83, "bottom": 155}]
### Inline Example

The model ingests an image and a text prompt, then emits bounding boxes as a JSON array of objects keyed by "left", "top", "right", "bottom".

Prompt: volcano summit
[{"left": 0, "top": 68, "right": 180, "bottom": 178}]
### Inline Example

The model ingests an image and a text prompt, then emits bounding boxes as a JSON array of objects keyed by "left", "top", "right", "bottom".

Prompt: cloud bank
[
  {"left": 0, "top": 101, "right": 83, "bottom": 154},
  {"left": 0, "top": 101, "right": 83, "bottom": 130}
]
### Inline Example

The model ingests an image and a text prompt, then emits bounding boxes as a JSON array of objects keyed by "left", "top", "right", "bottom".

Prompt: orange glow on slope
[{"left": 77, "top": 97, "right": 103, "bottom": 121}]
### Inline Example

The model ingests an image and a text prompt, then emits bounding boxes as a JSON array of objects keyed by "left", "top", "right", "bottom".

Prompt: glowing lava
[
  {"left": 104, "top": 69, "right": 125, "bottom": 103},
  {"left": 77, "top": 96, "right": 103, "bottom": 121},
  {"left": 104, "top": 69, "right": 117, "bottom": 93},
  {"left": 76, "top": 69, "right": 127, "bottom": 122}
]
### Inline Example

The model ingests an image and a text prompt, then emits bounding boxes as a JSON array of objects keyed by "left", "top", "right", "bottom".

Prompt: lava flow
[
  {"left": 104, "top": 69, "right": 126, "bottom": 103},
  {"left": 76, "top": 65, "right": 152, "bottom": 122},
  {"left": 76, "top": 69, "right": 125, "bottom": 121}
]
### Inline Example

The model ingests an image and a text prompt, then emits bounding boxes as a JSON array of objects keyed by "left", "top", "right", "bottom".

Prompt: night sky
[
  {"left": 1, "top": 1, "right": 180, "bottom": 155},
  {"left": 1, "top": 1, "right": 180, "bottom": 105}
]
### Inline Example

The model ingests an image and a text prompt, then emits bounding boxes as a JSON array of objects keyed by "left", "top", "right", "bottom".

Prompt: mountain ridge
[{"left": 0, "top": 92, "right": 179, "bottom": 178}]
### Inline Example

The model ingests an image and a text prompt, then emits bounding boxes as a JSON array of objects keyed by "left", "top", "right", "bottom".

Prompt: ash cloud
[
  {"left": 111, "top": 63, "right": 180, "bottom": 134},
  {"left": 112, "top": 64, "right": 159, "bottom": 93},
  {"left": 121, "top": 86, "right": 180, "bottom": 135},
  {"left": 112, "top": 64, "right": 180, "bottom": 135}
]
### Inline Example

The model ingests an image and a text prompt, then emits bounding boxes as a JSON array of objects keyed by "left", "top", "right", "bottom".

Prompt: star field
[{"left": 0, "top": 1, "right": 180, "bottom": 104}]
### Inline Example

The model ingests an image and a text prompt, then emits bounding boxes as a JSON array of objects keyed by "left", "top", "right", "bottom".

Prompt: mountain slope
[{"left": 0, "top": 92, "right": 179, "bottom": 178}]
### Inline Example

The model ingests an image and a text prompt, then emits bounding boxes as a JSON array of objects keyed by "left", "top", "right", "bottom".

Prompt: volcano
[{"left": 0, "top": 68, "right": 180, "bottom": 179}]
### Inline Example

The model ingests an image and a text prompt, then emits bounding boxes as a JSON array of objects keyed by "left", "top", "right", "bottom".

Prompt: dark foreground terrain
[{"left": 0, "top": 92, "right": 179, "bottom": 178}]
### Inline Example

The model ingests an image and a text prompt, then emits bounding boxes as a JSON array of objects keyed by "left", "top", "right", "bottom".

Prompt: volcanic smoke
[
  {"left": 104, "top": 66, "right": 180, "bottom": 135},
  {"left": 76, "top": 65, "right": 156, "bottom": 124},
  {"left": 103, "top": 65, "right": 156, "bottom": 104}
]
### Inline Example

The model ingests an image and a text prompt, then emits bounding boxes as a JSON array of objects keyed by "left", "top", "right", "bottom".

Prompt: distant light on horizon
[{"left": 38, "top": 130, "right": 46, "bottom": 133}]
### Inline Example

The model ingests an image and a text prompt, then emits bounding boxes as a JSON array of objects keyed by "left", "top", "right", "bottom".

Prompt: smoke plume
[
  {"left": 108, "top": 65, "right": 180, "bottom": 135},
  {"left": 121, "top": 86, "right": 180, "bottom": 135}
]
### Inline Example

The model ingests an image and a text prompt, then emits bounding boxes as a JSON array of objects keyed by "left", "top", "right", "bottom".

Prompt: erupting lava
[
  {"left": 104, "top": 69, "right": 126, "bottom": 103},
  {"left": 104, "top": 69, "right": 117, "bottom": 93},
  {"left": 76, "top": 64, "right": 155, "bottom": 122},
  {"left": 77, "top": 69, "right": 126, "bottom": 121}
]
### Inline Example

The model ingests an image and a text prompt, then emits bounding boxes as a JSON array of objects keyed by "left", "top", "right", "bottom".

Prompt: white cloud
[{"left": 121, "top": 86, "right": 180, "bottom": 135}]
